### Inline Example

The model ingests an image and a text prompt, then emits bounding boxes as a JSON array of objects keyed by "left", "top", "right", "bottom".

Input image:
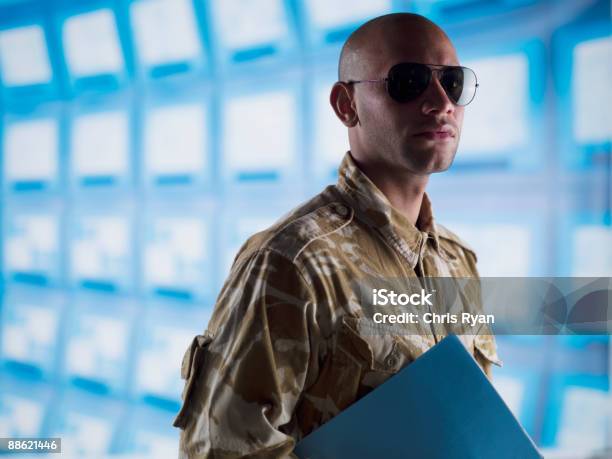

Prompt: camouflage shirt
[{"left": 174, "top": 152, "right": 502, "bottom": 458}]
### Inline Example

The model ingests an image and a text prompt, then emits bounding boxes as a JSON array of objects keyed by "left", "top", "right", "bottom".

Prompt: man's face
[{"left": 351, "top": 28, "right": 464, "bottom": 176}]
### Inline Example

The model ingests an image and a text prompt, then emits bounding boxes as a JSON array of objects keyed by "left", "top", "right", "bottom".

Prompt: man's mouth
[{"left": 414, "top": 130, "right": 454, "bottom": 141}]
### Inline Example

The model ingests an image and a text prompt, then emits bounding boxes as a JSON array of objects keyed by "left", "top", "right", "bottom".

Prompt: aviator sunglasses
[{"left": 345, "top": 62, "right": 479, "bottom": 106}]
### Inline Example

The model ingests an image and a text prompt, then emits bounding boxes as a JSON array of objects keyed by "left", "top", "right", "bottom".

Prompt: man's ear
[{"left": 330, "top": 82, "right": 359, "bottom": 127}]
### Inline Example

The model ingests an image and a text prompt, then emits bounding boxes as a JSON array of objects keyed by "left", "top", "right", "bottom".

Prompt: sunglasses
[{"left": 345, "top": 62, "right": 479, "bottom": 106}]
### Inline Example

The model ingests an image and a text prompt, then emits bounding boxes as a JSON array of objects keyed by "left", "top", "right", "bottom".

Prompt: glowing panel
[
  {"left": 210, "top": 0, "right": 287, "bottom": 49},
  {"left": 144, "top": 217, "right": 207, "bottom": 290},
  {"left": 0, "top": 25, "right": 52, "bottom": 86},
  {"left": 131, "top": 428, "right": 179, "bottom": 459},
  {"left": 461, "top": 54, "right": 529, "bottom": 154},
  {"left": 224, "top": 91, "right": 295, "bottom": 177},
  {"left": 144, "top": 105, "right": 207, "bottom": 178},
  {"left": 0, "top": 394, "right": 45, "bottom": 437},
  {"left": 63, "top": 9, "right": 123, "bottom": 77},
  {"left": 572, "top": 226, "right": 612, "bottom": 276},
  {"left": 4, "top": 213, "right": 59, "bottom": 275},
  {"left": 572, "top": 37, "right": 612, "bottom": 143},
  {"left": 72, "top": 111, "right": 128, "bottom": 179},
  {"left": 493, "top": 376, "right": 525, "bottom": 419},
  {"left": 70, "top": 215, "right": 130, "bottom": 284},
  {"left": 4, "top": 118, "right": 58, "bottom": 185},
  {"left": 1, "top": 302, "right": 59, "bottom": 368},
  {"left": 305, "top": 0, "right": 390, "bottom": 29},
  {"left": 58, "top": 411, "right": 114, "bottom": 456},
  {"left": 314, "top": 82, "right": 348, "bottom": 175},
  {"left": 447, "top": 223, "right": 531, "bottom": 276},
  {"left": 66, "top": 314, "right": 129, "bottom": 384},
  {"left": 131, "top": 0, "right": 200, "bottom": 65},
  {"left": 135, "top": 325, "right": 195, "bottom": 400},
  {"left": 557, "top": 386, "right": 609, "bottom": 450}
]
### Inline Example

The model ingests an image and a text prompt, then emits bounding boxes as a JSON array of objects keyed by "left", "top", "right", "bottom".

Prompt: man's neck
[{"left": 351, "top": 157, "right": 429, "bottom": 227}]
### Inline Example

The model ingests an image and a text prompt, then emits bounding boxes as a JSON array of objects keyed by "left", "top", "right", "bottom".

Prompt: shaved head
[
  {"left": 338, "top": 13, "right": 455, "bottom": 81},
  {"left": 330, "top": 12, "right": 465, "bottom": 186}
]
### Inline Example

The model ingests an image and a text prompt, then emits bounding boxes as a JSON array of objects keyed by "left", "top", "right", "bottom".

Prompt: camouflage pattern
[{"left": 174, "top": 152, "right": 502, "bottom": 458}]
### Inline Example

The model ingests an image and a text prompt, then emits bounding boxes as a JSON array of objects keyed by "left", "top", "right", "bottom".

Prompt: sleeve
[
  {"left": 173, "top": 249, "right": 317, "bottom": 459},
  {"left": 474, "top": 334, "right": 503, "bottom": 380}
]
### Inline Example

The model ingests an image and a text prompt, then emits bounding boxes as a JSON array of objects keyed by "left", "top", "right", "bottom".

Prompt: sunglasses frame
[{"left": 344, "top": 62, "right": 479, "bottom": 106}]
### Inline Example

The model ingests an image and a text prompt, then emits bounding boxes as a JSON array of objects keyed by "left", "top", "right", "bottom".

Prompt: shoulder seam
[
  {"left": 292, "top": 206, "right": 354, "bottom": 262},
  {"left": 262, "top": 201, "right": 353, "bottom": 261}
]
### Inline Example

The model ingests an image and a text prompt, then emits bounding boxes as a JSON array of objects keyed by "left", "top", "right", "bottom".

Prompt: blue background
[{"left": 0, "top": 0, "right": 610, "bottom": 457}]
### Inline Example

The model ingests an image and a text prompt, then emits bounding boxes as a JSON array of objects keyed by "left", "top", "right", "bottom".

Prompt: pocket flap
[
  {"left": 181, "top": 333, "right": 214, "bottom": 381},
  {"left": 339, "top": 316, "right": 418, "bottom": 374},
  {"left": 174, "top": 332, "right": 214, "bottom": 430}
]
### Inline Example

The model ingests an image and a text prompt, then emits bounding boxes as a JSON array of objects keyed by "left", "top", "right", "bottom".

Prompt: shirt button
[
  {"left": 335, "top": 204, "right": 350, "bottom": 217},
  {"left": 385, "top": 354, "right": 398, "bottom": 369}
]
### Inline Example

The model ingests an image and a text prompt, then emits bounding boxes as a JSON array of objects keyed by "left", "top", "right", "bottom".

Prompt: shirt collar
[{"left": 335, "top": 151, "right": 441, "bottom": 268}]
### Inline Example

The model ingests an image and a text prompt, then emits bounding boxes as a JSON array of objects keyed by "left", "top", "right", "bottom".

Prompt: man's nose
[{"left": 421, "top": 75, "right": 455, "bottom": 116}]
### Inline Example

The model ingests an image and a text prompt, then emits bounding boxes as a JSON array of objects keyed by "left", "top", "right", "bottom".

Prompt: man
[{"left": 174, "top": 12, "right": 501, "bottom": 458}]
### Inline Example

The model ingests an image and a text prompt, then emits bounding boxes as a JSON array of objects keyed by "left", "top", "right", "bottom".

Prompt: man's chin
[{"left": 403, "top": 148, "right": 457, "bottom": 174}]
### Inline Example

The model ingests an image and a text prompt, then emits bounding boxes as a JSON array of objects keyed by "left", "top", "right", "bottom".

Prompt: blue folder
[{"left": 294, "top": 335, "right": 542, "bottom": 459}]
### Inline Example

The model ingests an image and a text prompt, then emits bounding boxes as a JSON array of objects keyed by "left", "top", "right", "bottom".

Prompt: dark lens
[
  {"left": 387, "top": 63, "right": 431, "bottom": 102},
  {"left": 440, "top": 67, "right": 464, "bottom": 104},
  {"left": 441, "top": 66, "right": 478, "bottom": 106}
]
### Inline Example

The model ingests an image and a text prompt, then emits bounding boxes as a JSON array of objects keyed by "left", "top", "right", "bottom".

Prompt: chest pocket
[
  {"left": 297, "top": 316, "right": 435, "bottom": 437},
  {"left": 339, "top": 316, "right": 436, "bottom": 391}
]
